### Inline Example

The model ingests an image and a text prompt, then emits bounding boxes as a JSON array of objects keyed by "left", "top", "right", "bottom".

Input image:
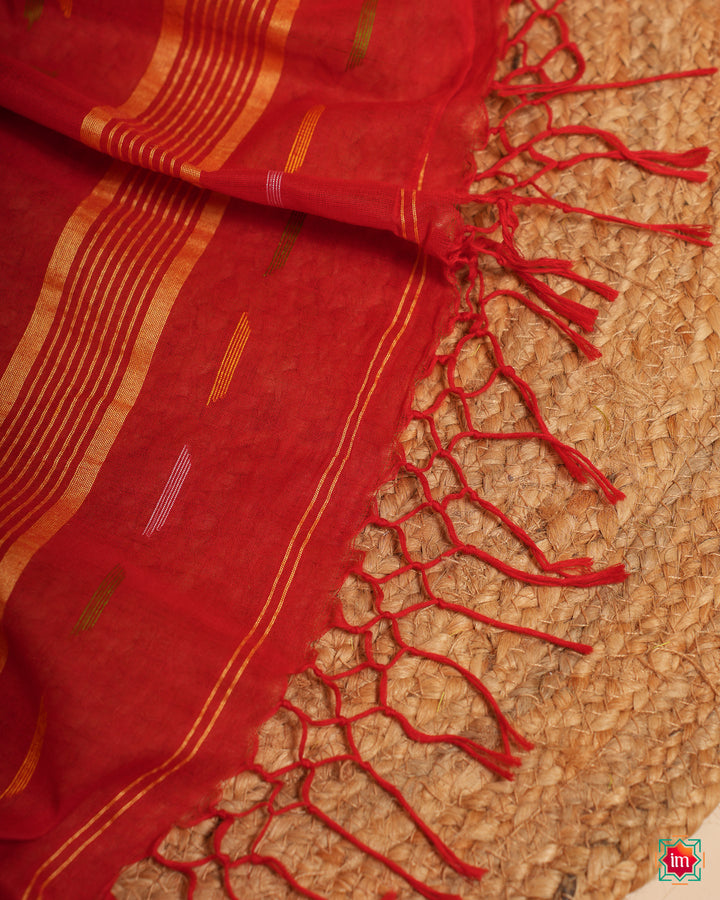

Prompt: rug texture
[{"left": 1, "top": 0, "right": 718, "bottom": 899}]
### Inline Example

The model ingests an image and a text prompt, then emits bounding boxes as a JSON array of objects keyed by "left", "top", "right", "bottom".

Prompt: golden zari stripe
[
  {"left": 81, "top": 0, "right": 303, "bottom": 178},
  {"left": 398, "top": 185, "right": 421, "bottom": 243},
  {"left": 411, "top": 189, "right": 419, "bottom": 243},
  {"left": 264, "top": 210, "right": 306, "bottom": 275},
  {"left": 0, "top": 173, "right": 202, "bottom": 541},
  {"left": 417, "top": 151, "right": 429, "bottom": 190},
  {"left": 399, "top": 187, "right": 407, "bottom": 239},
  {"left": 192, "top": 0, "right": 302, "bottom": 172},
  {"left": 0, "top": 697, "right": 47, "bottom": 801},
  {"left": 207, "top": 313, "right": 251, "bottom": 404},
  {"left": 73, "top": 566, "right": 125, "bottom": 634},
  {"left": 284, "top": 105, "right": 325, "bottom": 173},
  {"left": 0, "top": 171, "right": 227, "bottom": 646},
  {"left": 79, "top": 1, "right": 187, "bottom": 146},
  {"left": 346, "top": 0, "right": 378, "bottom": 70},
  {"left": 138, "top": 0, "right": 273, "bottom": 170},
  {"left": 0, "top": 175, "right": 126, "bottom": 423},
  {"left": 0, "top": 173, "right": 186, "bottom": 518},
  {"left": 23, "top": 252, "right": 429, "bottom": 899}
]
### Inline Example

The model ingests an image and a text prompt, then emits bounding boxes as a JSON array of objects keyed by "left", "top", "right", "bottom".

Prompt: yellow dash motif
[
  {"left": 207, "top": 313, "right": 251, "bottom": 404},
  {"left": 73, "top": 565, "right": 125, "bottom": 634},
  {"left": 265, "top": 211, "right": 306, "bottom": 276},
  {"left": 24, "top": 0, "right": 43, "bottom": 26},
  {"left": 0, "top": 697, "right": 47, "bottom": 800},
  {"left": 346, "top": 0, "right": 378, "bottom": 70},
  {"left": 284, "top": 105, "right": 325, "bottom": 174}
]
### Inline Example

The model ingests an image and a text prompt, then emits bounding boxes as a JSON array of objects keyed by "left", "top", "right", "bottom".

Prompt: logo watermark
[{"left": 657, "top": 836, "right": 704, "bottom": 882}]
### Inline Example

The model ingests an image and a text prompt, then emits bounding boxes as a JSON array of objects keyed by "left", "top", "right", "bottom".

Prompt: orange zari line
[
  {"left": 207, "top": 313, "right": 251, "bottom": 404},
  {"left": 284, "top": 105, "right": 325, "bottom": 173},
  {"left": 0, "top": 171, "right": 226, "bottom": 644},
  {"left": 0, "top": 174, "right": 200, "bottom": 540},
  {"left": 0, "top": 698, "right": 46, "bottom": 801},
  {"left": 346, "top": 0, "right": 378, "bottom": 70},
  {"left": 81, "top": 0, "right": 302, "bottom": 178}
]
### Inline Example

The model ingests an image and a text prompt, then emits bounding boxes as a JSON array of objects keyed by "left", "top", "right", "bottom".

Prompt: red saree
[
  {"left": 0, "top": 1, "right": 509, "bottom": 897},
  {"left": 0, "top": 1, "right": 712, "bottom": 898}
]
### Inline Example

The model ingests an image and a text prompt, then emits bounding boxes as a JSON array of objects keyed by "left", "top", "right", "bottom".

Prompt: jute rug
[{"left": 112, "top": 0, "right": 720, "bottom": 897}]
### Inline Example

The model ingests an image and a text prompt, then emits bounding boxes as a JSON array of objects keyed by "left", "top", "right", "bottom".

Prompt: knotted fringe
[{"left": 143, "top": 2, "right": 712, "bottom": 896}]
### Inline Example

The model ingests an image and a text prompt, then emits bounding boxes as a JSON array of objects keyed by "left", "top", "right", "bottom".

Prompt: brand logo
[{"left": 657, "top": 837, "right": 703, "bottom": 882}]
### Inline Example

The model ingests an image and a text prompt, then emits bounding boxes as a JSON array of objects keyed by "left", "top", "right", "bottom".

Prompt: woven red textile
[{"left": 0, "top": 1, "right": 509, "bottom": 897}]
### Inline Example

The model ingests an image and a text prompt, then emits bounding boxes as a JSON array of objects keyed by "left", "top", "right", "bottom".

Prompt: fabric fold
[{"left": 0, "top": 0, "right": 507, "bottom": 259}]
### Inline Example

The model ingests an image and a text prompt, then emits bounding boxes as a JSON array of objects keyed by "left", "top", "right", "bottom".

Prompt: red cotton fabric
[{"left": 0, "top": 1, "right": 510, "bottom": 897}]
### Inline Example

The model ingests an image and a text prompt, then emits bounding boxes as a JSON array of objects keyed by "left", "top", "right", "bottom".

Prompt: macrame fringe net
[{"left": 116, "top": 1, "right": 712, "bottom": 897}]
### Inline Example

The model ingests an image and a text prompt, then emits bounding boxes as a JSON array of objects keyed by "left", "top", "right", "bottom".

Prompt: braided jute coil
[{"left": 113, "top": 0, "right": 720, "bottom": 897}]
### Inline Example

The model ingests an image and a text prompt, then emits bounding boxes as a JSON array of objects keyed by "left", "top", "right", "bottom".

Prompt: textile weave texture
[{"left": 0, "top": 1, "right": 714, "bottom": 899}]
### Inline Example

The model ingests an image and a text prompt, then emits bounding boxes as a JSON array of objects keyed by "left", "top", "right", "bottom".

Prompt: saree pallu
[
  {"left": 0, "top": 1, "right": 510, "bottom": 897},
  {"left": 1, "top": 1, "right": 714, "bottom": 897}
]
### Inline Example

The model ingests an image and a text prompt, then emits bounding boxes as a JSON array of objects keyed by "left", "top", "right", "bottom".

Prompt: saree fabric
[{"left": 0, "top": 0, "right": 510, "bottom": 896}]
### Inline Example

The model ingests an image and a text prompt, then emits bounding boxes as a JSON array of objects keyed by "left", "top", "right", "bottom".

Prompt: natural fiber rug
[
  {"left": 1, "top": 0, "right": 715, "bottom": 897},
  {"left": 110, "top": 0, "right": 720, "bottom": 898}
]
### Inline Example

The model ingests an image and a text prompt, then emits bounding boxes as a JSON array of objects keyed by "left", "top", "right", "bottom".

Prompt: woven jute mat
[{"left": 113, "top": 0, "right": 720, "bottom": 897}]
